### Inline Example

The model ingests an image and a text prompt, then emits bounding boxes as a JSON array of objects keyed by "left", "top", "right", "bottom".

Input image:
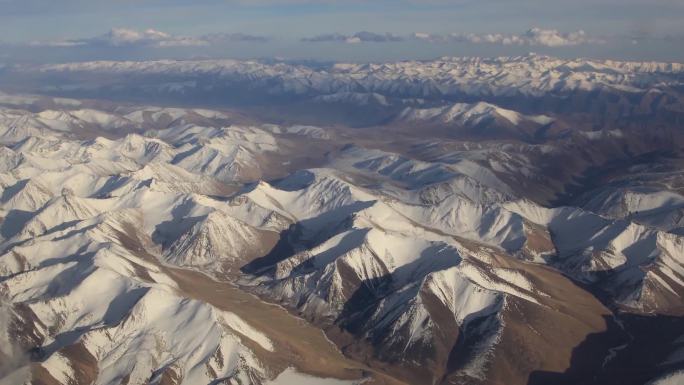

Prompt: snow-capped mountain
[
  {"left": 25, "top": 55, "right": 684, "bottom": 98},
  {"left": 0, "top": 54, "right": 683, "bottom": 385},
  {"left": 396, "top": 102, "right": 555, "bottom": 140},
  {"left": 6, "top": 54, "right": 683, "bottom": 130}
]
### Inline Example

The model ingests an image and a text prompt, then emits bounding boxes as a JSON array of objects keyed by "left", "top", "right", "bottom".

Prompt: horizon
[
  {"left": 1, "top": 0, "right": 683, "bottom": 63},
  {"left": 3, "top": 47, "right": 684, "bottom": 67}
]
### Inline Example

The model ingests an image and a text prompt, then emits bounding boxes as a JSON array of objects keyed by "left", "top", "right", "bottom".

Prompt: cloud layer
[
  {"left": 23, "top": 27, "right": 613, "bottom": 50},
  {"left": 302, "top": 31, "right": 404, "bottom": 44},
  {"left": 31, "top": 28, "right": 270, "bottom": 48},
  {"left": 413, "top": 28, "right": 604, "bottom": 47},
  {"left": 300, "top": 28, "right": 603, "bottom": 47}
]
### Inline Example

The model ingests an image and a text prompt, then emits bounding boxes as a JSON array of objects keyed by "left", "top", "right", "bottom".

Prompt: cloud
[
  {"left": 202, "top": 33, "right": 270, "bottom": 44},
  {"left": 302, "top": 31, "right": 404, "bottom": 44},
  {"left": 31, "top": 28, "right": 270, "bottom": 48},
  {"left": 414, "top": 28, "right": 604, "bottom": 47},
  {"left": 303, "top": 28, "right": 602, "bottom": 47}
]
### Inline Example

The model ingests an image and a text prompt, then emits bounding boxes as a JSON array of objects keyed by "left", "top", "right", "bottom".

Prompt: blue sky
[{"left": 1, "top": 0, "right": 683, "bottom": 63}]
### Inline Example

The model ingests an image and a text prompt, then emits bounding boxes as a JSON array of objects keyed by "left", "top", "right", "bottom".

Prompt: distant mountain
[{"left": 3, "top": 54, "right": 683, "bottom": 129}]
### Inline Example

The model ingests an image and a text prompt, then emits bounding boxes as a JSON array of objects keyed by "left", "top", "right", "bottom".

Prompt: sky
[{"left": 0, "top": 0, "right": 683, "bottom": 63}]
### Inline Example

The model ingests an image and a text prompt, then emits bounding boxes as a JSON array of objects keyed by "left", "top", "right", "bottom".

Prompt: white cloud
[
  {"left": 414, "top": 28, "right": 604, "bottom": 47},
  {"left": 31, "top": 28, "right": 270, "bottom": 48},
  {"left": 305, "top": 28, "right": 603, "bottom": 47},
  {"left": 303, "top": 31, "right": 404, "bottom": 43},
  {"left": 202, "top": 33, "right": 270, "bottom": 43},
  {"left": 106, "top": 28, "right": 208, "bottom": 47}
]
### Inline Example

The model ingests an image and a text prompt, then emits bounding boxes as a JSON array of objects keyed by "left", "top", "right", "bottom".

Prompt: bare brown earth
[
  {"left": 476, "top": 263, "right": 612, "bottom": 385},
  {"left": 17, "top": 215, "right": 408, "bottom": 385},
  {"left": 436, "top": 250, "right": 613, "bottom": 385},
  {"left": 166, "top": 267, "right": 407, "bottom": 385},
  {"left": 123, "top": 217, "right": 407, "bottom": 385}
]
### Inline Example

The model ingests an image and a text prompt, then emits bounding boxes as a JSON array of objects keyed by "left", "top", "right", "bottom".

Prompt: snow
[
  {"left": 329, "top": 145, "right": 514, "bottom": 204},
  {"left": 265, "top": 368, "right": 359, "bottom": 385},
  {"left": 582, "top": 189, "right": 684, "bottom": 231},
  {"left": 647, "top": 370, "right": 684, "bottom": 385},
  {"left": 242, "top": 169, "right": 377, "bottom": 222},
  {"left": 32, "top": 55, "right": 684, "bottom": 102},
  {"left": 399, "top": 101, "right": 552, "bottom": 128},
  {"left": 163, "top": 210, "right": 270, "bottom": 274},
  {"left": 262, "top": 124, "right": 331, "bottom": 140},
  {"left": 425, "top": 266, "right": 503, "bottom": 323},
  {"left": 41, "top": 353, "right": 75, "bottom": 385},
  {"left": 69, "top": 109, "right": 131, "bottom": 129},
  {"left": 220, "top": 312, "right": 275, "bottom": 352},
  {"left": 80, "top": 288, "right": 265, "bottom": 385},
  {"left": 456, "top": 262, "right": 540, "bottom": 305},
  {"left": 315, "top": 92, "right": 390, "bottom": 106},
  {"left": 492, "top": 267, "right": 535, "bottom": 292}
]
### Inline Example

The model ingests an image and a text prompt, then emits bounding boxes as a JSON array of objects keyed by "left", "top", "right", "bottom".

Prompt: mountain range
[{"left": 0, "top": 55, "right": 683, "bottom": 385}]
